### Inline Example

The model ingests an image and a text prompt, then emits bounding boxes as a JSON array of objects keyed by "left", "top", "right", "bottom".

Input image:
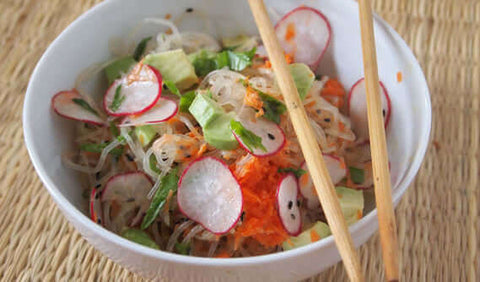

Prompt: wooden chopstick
[
  {"left": 247, "top": 0, "right": 364, "bottom": 281},
  {"left": 357, "top": 0, "right": 400, "bottom": 281}
]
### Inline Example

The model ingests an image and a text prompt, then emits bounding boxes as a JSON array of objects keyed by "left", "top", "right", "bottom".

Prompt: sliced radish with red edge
[
  {"left": 52, "top": 90, "right": 105, "bottom": 126},
  {"left": 101, "top": 171, "right": 153, "bottom": 232},
  {"left": 232, "top": 117, "right": 286, "bottom": 157},
  {"left": 299, "top": 154, "right": 347, "bottom": 208},
  {"left": 104, "top": 63, "right": 162, "bottom": 116},
  {"left": 276, "top": 173, "right": 301, "bottom": 236},
  {"left": 348, "top": 78, "right": 391, "bottom": 143},
  {"left": 90, "top": 187, "right": 103, "bottom": 224},
  {"left": 119, "top": 98, "right": 178, "bottom": 127},
  {"left": 177, "top": 157, "right": 242, "bottom": 234},
  {"left": 275, "top": 6, "right": 332, "bottom": 70}
]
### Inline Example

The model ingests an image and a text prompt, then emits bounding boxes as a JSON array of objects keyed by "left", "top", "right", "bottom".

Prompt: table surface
[{"left": 0, "top": 0, "right": 478, "bottom": 281}]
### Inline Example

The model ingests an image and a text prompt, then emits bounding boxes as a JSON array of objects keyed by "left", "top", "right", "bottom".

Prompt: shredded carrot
[
  {"left": 320, "top": 78, "right": 346, "bottom": 108},
  {"left": 196, "top": 143, "right": 208, "bottom": 157},
  {"left": 356, "top": 210, "right": 363, "bottom": 219},
  {"left": 215, "top": 252, "right": 231, "bottom": 258},
  {"left": 264, "top": 60, "right": 272, "bottom": 68},
  {"left": 165, "top": 13, "right": 172, "bottom": 19},
  {"left": 304, "top": 100, "right": 316, "bottom": 109},
  {"left": 285, "top": 53, "right": 294, "bottom": 64},
  {"left": 285, "top": 23, "right": 296, "bottom": 41},
  {"left": 232, "top": 150, "right": 295, "bottom": 247},
  {"left": 244, "top": 85, "right": 264, "bottom": 117},
  {"left": 396, "top": 71, "right": 403, "bottom": 83},
  {"left": 310, "top": 229, "right": 321, "bottom": 242},
  {"left": 165, "top": 28, "right": 172, "bottom": 35},
  {"left": 287, "top": 238, "right": 294, "bottom": 247}
]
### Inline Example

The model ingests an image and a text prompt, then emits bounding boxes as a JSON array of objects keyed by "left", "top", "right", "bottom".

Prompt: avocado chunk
[
  {"left": 134, "top": 125, "right": 157, "bottom": 147},
  {"left": 282, "top": 221, "right": 331, "bottom": 251},
  {"left": 203, "top": 113, "right": 238, "bottom": 150},
  {"left": 336, "top": 186, "right": 364, "bottom": 225},
  {"left": 104, "top": 56, "right": 137, "bottom": 85},
  {"left": 188, "top": 93, "right": 224, "bottom": 128},
  {"left": 189, "top": 94, "right": 238, "bottom": 150},
  {"left": 144, "top": 49, "right": 199, "bottom": 90},
  {"left": 289, "top": 63, "right": 315, "bottom": 100}
]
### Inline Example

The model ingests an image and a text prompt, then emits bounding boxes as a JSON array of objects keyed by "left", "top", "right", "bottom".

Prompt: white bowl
[{"left": 23, "top": 0, "right": 431, "bottom": 281}]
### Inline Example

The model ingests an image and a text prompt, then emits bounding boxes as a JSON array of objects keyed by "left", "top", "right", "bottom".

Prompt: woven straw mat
[{"left": 0, "top": 0, "right": 478, "bottom": 281}]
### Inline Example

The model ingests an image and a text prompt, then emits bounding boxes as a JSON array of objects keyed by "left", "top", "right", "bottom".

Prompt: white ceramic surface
[{"left": 23, "top": 0, "right": 431, "bottom": 281}]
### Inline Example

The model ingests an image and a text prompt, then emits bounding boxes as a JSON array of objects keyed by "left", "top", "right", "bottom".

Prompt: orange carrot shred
[
  {"left": 310, "top": 229, "right": 321, "bottom": 242},
  {"left": 285, "top": 23, "right": 296, "bottom": 41}
]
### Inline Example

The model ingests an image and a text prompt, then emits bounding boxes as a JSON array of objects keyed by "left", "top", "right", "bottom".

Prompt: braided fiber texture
[{"left": 0, "top": 0, "right": 478, "bottom": 281}]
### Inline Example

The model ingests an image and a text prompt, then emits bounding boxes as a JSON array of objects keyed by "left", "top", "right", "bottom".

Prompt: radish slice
[
  {"left": 104, "top": 63, "right": 162, "bottom": 116},
  {"left": 52, "top": 90, "right": 105, "bottom": 125},
  {"left": 348, "top": 78, "right": 392, "bottom": 143},
  {"left": 232, "top": 117, "right": 286, "bottom": 157},
  {"left": 299, "top": 154, "right": 347, "bottom": 208},
  {"left": 90, "top": 187, "right": 103, "bottom": 225},
  {"left": 119, "top": 98, "right": 178, "bottom": 127},
  {"left": 276, "top": 174, "right": 301, "bottom": 236},
  {"left": 101, "top": 172, "right": 153, "bottom": 233},
  {"left": 275, "top": 6, "right": 332, "bottom": 70},
  {"left": 177, "top": 157, "right": 242, "bottom": 234}
]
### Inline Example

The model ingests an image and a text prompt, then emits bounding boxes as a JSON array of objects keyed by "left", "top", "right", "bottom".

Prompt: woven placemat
[{"left": 0, "top": 0, "right": 478, "bottom": 281}]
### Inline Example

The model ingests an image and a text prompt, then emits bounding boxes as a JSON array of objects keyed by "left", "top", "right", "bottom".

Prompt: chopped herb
[
  {"left": 109, "top": 121, "right": 120, "bottom": 137},
  {"left": 278, "top": 167, "right": 307, "bottom": 178},
  {"left": 110, "top": 85, "right": 125, "bottom": 112},
  {"left": 179, "top": 90, "right": 196, "bottom": 112},
  {"left": 163, "top": 80, "right": 181, "bottom": 97},
  {"left": 121, "top": 228, "right": 159, "bottom": 249},
  {"left": 189, "top": 47, "right": 256, "bottom": 77},
  {"left": 80, "top": 142, "right": 123, "bottom": 157},
  {"left": 72, "top": 98, "right": 98, "bottom": 116},
  {"left": 141, "top": 168, "right": 179, "bottom": 229},
  {"left": 149, "top": 154, "right": 161, "bottom": 174},
  {"left": 230, "top": 120, "right": 266, "bottom": 152},
  {"left": 175, "top": 242, "right": 190, "bottom": 255},
  {"left": 349, "top": 167, "right": 365, "bottom": 184},
  {"left": 133, "top": 36, "right": 152, "bottom": 61},
  {"left": 240, "top": 79, "right": 286, "bottom": 124}
]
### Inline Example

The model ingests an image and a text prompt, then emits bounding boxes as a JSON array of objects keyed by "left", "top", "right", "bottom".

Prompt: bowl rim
[{"left": 23, "top": 0, "right": 431, "bottom": 267}]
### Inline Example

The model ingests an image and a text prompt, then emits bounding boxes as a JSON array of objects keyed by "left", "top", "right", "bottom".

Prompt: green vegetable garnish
[
  {"left": 121, "top": 228, "right": 159, "bottom": 249},
  {"left": 109, "top": 85, "right": 125, "bottom": 112},
  {"left": 175, "top": 242, "right": 191, "bottom": 255},
  {"left": 189, "top": 47, "right": 256, "bottom": 77},
  {"left": 348, "top": 167, "right": 365, "bottom": 184},
  {"left": 278, "top": 167, "right": 307, "bottom": 178},
  {"left": 109, "top": 121, "right": 120, "bottom": 137},
  {"left": 80, "top": 142, "right": 123, "bottom": 157},
  {"left": 230, "top": 120, "right": 266, "bottom": 152},
  {"left": 133, "top": 36, "right": 152, "bottom": 61},
  {"left": 141, "top": 168, "right": 179, "bottom": 229},
  {"left": 179, "top": 90, "right": 196, "bottom": 112},
  {"left": 135, "top": 125, "right": 157, "bottom": 147},
  {"left": 149, "top": 154, "right": 161, "bottom": 174},
  {"left": 72, "top": 98, "right": 99, "bottom": 116},
  {"left": 239, "top": 79, "right": 286, "bottom": 124},
  {"left": 163, "top": 80, "right": 181, "bottom": 97}
]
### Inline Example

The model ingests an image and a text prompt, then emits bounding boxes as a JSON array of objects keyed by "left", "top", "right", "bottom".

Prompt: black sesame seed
[
  {"left": 95, "top": 193, "right": 100, "bottom": 199},
  {"left": 126, "top": 198, "right": 135, "bottom": 203},
  {"left": 316, "top": 109, "right": 321, "bottom": 114},
  {"left": 95, "top": 172, "right": 101, "bottom": 180},
  {"left": 179, "top": 145, "right": 186, "bottom": 150},
  {"left": 382, "top": 109, "right": 386, "bottom": 117},
  {"left": 162, "top": 157, "right": 169, "bottom": 162},
  {"left": 240, "top": 212, "right": 245, "bottom": 221},
  {"left": 126, "top": 154, "right": 134, "bottom": 162},
  {"left": 296, "top": 200, "right": 301, "bottom": 207},
  {"left": 290, "top": 213, "right": 296, "bottom": 220},
  {"left": 186, "top": 7, "right": 193, "bottom": 12},
  {"left": 324, "top": 118, "right": 331, "bottom": 122},
  {"left": 95, "top": 183, "right": 101, "bottom": 188},
  {"left": 97, "top": 219, "right": 101, "bottom": 224},
  {"left": 267, "top": 133, "right": 275, "bottom": 140},
  {"left": 185, "top": 154, "right": 192, "bottom": 158},
  {"left": 288, "top": 201, "right": 293, "bottom": 210},
  {"left": 163, "top": 83, "right": 168, "bottom": 90}
]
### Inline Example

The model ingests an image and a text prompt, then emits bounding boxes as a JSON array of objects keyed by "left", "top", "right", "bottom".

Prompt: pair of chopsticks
[{"left": 247, "top": 0, "right": 399, "bottom": 281}]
